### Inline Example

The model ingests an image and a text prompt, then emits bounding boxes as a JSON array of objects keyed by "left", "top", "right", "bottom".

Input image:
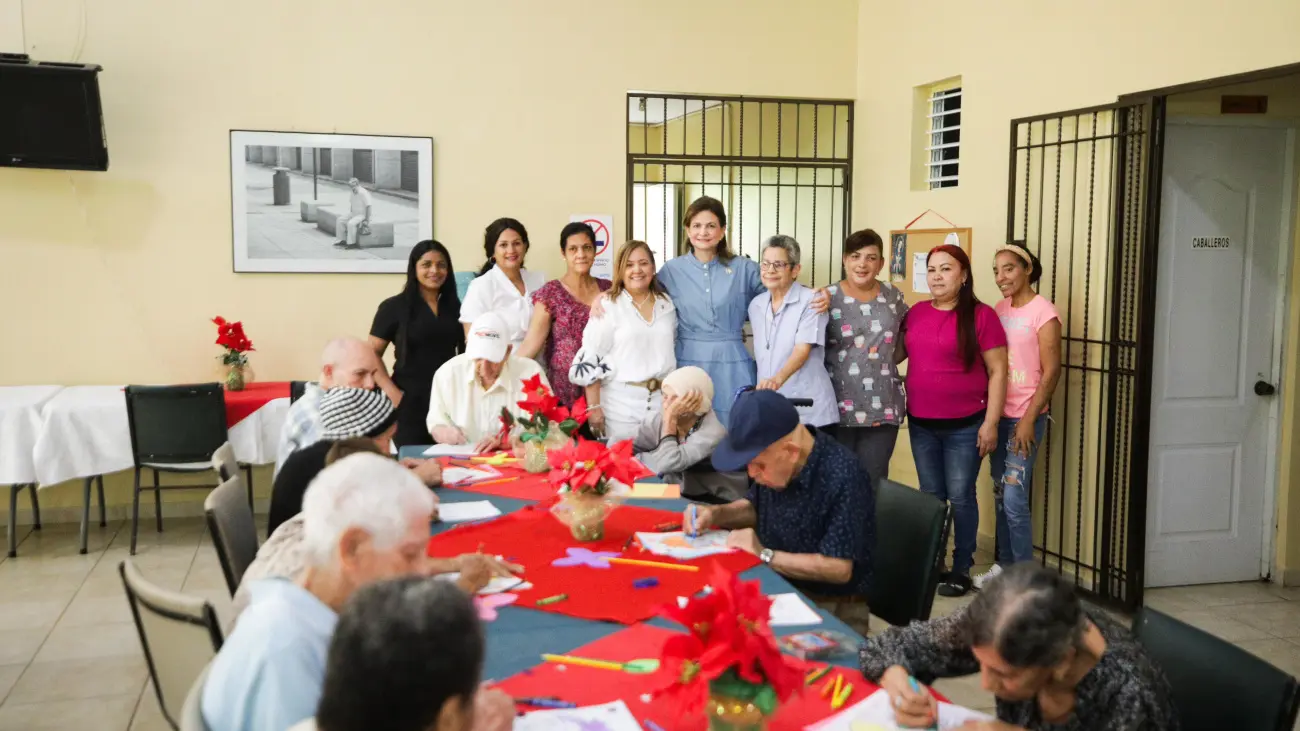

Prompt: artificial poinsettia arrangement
[
  {"left": 498, "top": 374, "right": 588, "bottom": 444},
  {"left": 650, "top": 567, "right": 804, "bottom": 716},
  {"left": 211, "top": 316, "right": 255, "bottom": 367},
  {"left": 545, "top": 437, "right": 636, "bottom": 496}
]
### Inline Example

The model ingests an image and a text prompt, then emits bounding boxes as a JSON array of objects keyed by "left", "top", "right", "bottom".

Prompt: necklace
[{"left": 632, "top": 292, "right": 653, "bottom": 308}]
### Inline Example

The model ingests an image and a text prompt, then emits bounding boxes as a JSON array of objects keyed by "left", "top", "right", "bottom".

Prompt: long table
[{"left": 429, "top": 488, "right": 865, "bottom": 681}]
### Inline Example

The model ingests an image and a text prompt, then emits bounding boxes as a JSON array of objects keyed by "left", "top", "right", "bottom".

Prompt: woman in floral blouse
[
  {"left": 860, "top": 562, "right": 1178, "bottom": 731},
  {"left": 824, "top": 229, "right": 909, "bottom": 485}
]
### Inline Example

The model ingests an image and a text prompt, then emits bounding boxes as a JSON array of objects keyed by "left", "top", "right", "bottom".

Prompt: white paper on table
[
  {"left": 440, "top": 466, "right": 500, "bottom": 485},
  {"left": 634, "top": 530, "right": 734, "bottom": 559},
  {"left": 422, "top": 443, "right": 480, "bottom": 457},
  {"left": 768, "top": 592, "right": 824, "bottom": 626},
  {"left": 514, "top": 700, "right": 643, "bottom": 731},
  {"left": 436, "top": 573, "right": 532, "bottom": 595},
  {"left": 912, "top": 252, "right": 931, "bottom": 294},
  {"left": 436, "top": 501, "right": 502, "bottom": 522},
  {"left": 805, "top": 688, "right": 993, "bottom": 730}
]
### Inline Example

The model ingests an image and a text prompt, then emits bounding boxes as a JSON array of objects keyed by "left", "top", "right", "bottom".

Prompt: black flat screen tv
[{"left": 0, "top": 54, "right": 108, "bottom": 171}]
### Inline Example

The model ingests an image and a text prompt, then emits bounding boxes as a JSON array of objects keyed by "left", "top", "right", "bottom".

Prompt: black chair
[
  {"left": 124, "top": 384, "right": 230, "bottom": 555},
  {"left": 203, "top": 475, "right": 259, "bottom": 597},
  {"left": 289, "top": 380, "right": 312, "bottom": 405},
  {"left": 77, "top": 475, "right": 106, "bottom": 555},
  {"left": 5, "top": 483, "right": 40, "bottom": 558},
  {"left": 1132, "top": 606, "right": 1300, "bottom": 731},
  {"left": 866, "top": 479, "right": 952, "bottom": 627}
]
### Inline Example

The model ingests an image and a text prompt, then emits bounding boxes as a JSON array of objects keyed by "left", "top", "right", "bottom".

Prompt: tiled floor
[{"left": 2, "top": 518, "right": 1300, "bottom": 729}]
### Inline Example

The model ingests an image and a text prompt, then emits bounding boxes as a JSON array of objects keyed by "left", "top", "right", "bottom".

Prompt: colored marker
[
  {"left": 632, "top": 577, "right": 659, "bottom": 589},
  {"left": 643, "top": 720, "right": 667, "bottom": 731},
  {"left": 515, "top": 697, "right": 578, "bottom": 709},
  {"left": 831, "top": 682, "right": 854, "bottom": 710},
  {"left": 910, "top": 676, "right": 938, "bottom": 731},
  {"left": 805, "top": 666, "right": 831, "bottom": 686},
  {"left": 687, "top": 504, "right": 698, "bottom": 538},
  {"left": 536, "top": 593, "right": 568, "bottom": 605}
]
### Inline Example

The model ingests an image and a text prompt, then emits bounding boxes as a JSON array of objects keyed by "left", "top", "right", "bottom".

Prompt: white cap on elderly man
[{"left": 465, "top": 312, "right": 511, "bottom": 363}]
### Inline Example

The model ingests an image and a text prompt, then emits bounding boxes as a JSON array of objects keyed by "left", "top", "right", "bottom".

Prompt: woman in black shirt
[{"left": 369, "top": 240, "right": 466, "bottom": 448}]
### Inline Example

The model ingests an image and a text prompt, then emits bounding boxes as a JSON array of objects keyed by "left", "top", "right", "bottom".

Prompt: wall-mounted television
[{"left": 0, "top": 53, "right": 108, "bottom": 171}]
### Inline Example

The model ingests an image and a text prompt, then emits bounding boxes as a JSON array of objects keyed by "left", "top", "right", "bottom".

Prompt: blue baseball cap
[{"left": 711, "top": 389, "right": 800, "bottom": 472}]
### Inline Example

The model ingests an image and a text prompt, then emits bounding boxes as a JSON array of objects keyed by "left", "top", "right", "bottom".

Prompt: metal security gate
[
  {"left": 400, "top": 150, "right": 419, "bottom": 193},
  {"left": 318, "top": 148, "right": 332, "bottom": 177},
  {"left": 1006, "top": 98, "right": 1165, "bottom": 609},
  {"left": 353, "top": 149, "right": 374, "bottom": 183},
  {"left": 626, "top": 93, "right": 853, "bottom": 288}
]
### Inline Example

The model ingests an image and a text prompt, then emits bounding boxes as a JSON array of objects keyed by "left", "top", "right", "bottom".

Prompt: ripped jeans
[{"left": 990, "top": 414, "right": 1048, "bottom": 566}]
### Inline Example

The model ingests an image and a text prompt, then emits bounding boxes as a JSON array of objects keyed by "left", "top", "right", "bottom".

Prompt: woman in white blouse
[
  {"left": 460, "top": 217, "right": 547, "bottom": 348},
  {"left": 569, "top": 240, "right": 677, "bottom": 442}
]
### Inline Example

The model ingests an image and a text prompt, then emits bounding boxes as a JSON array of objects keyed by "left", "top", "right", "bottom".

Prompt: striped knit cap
[{"left": 318, "top": 387, "right": 396, "bottom": 441}]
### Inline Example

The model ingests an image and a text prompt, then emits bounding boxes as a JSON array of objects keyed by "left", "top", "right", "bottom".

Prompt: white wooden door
[{"left": 1146, "top": 121, "right": 1290, "bottom": 587}]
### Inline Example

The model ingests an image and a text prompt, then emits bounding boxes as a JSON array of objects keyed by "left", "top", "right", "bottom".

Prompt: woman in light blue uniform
[{"left": 656, "top": 197, "right": 762, "bottom": 427}]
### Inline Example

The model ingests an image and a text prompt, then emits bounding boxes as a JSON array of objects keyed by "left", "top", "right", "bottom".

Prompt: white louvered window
[{"left": 927, "top": 87, "right": 961, "bottom": 189}]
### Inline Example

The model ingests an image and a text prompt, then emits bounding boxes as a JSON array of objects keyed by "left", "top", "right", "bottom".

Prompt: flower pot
[
  {"left": 706, "top": 694, "right": 770, "bottom": 731},
  {"left": 221, "top": 363, "right": 252, "bottom": 392},
  {"left": 522, "top": 439, "right": 549, "bottom": 473},
  {"left": 551, "top": 492, "right": 611, "bottom": 542}
]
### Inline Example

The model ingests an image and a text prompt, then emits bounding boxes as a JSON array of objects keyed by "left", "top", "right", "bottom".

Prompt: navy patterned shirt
[{"left": 748, "top": 427, "right": 874, "bottom": 596}]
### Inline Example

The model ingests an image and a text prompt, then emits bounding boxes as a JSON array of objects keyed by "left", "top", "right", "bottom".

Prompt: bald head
[{"left": 320, "top": 338, "right": 379, "bottom": 390}]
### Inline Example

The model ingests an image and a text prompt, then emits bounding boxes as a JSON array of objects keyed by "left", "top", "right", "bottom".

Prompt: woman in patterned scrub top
[{"left": 824, "top": 229, "right": 909, "bottom": 486}]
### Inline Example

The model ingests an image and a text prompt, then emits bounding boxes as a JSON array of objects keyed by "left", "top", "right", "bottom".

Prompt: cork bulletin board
[{"left": 888, "top": 227, "right": 973, "bottom": 305}]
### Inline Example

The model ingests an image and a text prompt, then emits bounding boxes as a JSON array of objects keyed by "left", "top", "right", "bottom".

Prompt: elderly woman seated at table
[
  {"left": 859, "top": 562, "right": 1177, "bottom": 731},
  {"left": 632, "top": 366, "right": 744, "bottom": 503}
]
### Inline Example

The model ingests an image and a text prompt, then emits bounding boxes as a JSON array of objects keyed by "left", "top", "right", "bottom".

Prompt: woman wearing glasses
[
  {"left": 823, "top": 229, "right": 909, "bottom": 485},
  {"left": 748, "top": 235, "right": 838, "bottom": 428}
]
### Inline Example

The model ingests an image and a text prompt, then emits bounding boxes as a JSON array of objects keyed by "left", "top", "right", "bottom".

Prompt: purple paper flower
[{"left": 551, "top": 547, "right": 620, "bottom": 569}]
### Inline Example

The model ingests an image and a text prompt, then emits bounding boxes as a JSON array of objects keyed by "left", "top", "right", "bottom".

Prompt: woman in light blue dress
[{"left": 656, "top": 197, "right": 763, "bottom": 427}]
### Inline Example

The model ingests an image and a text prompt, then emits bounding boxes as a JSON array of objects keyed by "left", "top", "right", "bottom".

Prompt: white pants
[
  {"left": 603, "top": 381, "right": 662, "bottom": 443},
  {"left": 336, "top": 214, "right": 365, "bottom": 245}
]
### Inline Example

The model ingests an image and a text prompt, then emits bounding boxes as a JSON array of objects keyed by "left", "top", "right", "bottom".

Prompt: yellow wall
[
  {"left": 0, "top": 0, "right": 857, "bottom": 515},
  {"left": 854, "top": 0, "right": 1300, "bottom": 580}
]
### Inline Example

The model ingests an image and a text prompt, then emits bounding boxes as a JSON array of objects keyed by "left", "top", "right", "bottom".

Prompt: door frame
[{"left": 1159, "top": 116, "right": 1298, "bottom": 582}]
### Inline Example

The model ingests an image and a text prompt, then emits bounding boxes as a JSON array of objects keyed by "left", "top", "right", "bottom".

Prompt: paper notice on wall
[
  {"left": 570, "top": 214, "right": 615, "bottom": 280},
  {"left": 912, "top": 253, "right": 930, "bottom": 294}
]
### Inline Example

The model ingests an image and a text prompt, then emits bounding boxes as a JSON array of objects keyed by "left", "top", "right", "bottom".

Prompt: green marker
[{"left": 536, "top": 593, "right": 569, "bottom": 606}]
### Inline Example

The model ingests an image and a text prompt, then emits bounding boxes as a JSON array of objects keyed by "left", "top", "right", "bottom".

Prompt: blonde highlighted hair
[{"left": 607, "top": 240, "right": 669, "bottom": 300}]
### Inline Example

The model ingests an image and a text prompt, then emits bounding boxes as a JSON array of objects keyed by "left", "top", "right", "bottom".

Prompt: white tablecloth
[
  {"left": 0, "top": 386, "right": 65, "bottom": 485},
  {"left": 32, "top": 385, "right": 289, "bottom": 487}
]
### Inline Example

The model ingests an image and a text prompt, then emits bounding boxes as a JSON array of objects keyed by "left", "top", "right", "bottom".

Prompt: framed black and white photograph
[{"left": 230, "top": 130, "right": 433, "bottom": 273}]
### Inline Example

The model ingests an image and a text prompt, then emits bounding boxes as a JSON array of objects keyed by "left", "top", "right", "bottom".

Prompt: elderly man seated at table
[
  {"left": 632, "top": 366, "right": 745, "bottom": 503},
  {"left": 235, "top": 438, "right": 514, "bottom": 622},
  {"left": 270, "top": 387, "right": 442, "bottom": 537},
  {"left": 287, "top": 577, "right": 514, "bottom": 731},
  {"left": 684, "top": 389, "right": 874, "bottom": 634},
  {"left": 274, "top": 337, "right": 382, "bottom": 479},
  {"left": 427, "top": 311, "right": 549, "bottom": 452},
  {"left": 204, "top": 453, "right": 516, "bottom": 731}
]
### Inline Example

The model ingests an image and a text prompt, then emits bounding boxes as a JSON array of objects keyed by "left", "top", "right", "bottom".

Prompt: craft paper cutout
[
  {"left": 551, "top": 547, "right": 621, "bottom": 569},
  {"left": 474, "top": 593, "right": 518, "bottom": 621}
]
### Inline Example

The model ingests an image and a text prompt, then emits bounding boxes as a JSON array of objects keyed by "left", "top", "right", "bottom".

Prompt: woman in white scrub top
[{"left": 460, "top": 217, "right": 547, "bottom": 349}]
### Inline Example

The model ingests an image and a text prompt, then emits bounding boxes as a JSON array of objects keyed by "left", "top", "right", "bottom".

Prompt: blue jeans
[
  {"left": 990, "top": 414, "right": 1048, "bottom": 566},
  {"left": 909, "top": 420, "right": 983, "bottom": 576}
]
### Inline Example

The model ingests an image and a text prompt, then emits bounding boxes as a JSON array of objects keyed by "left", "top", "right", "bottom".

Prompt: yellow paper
[{"left": 628, "top": 483, "right": 681, "bottom": 498}]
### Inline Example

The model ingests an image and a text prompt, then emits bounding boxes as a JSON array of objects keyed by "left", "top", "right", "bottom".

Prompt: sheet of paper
[
  {"left": 514, "top": 699, "right": 644, "bottom": 731},
  {"left": 436, "top": 500, "right": 502, "bottom": 523},
  {"left": 422, "top": 443, "right": 479, "bottom": 457},
  {"left": 805, "top": 688, "right": 993, "bottom": 730},
  {"left": 634, "top": 530, "right": 734, "bottom": 559},
  {"left": 628, "top": 482, "right": 681, "bottom": 498},
  {"left": 440, "top": 466, "right": 500, "bottom": 485},
  {"left": 436, "top": 573, "right": 532, "bottom": 595},
  {"left": 912, "top": 252, "right": 930, "bottom": 294},
  {"left": 768, "top": 592, "right": 824, "bottom": 626}
]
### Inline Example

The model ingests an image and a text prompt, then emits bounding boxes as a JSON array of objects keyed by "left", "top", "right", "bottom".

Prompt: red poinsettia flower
[
  {"left": 213, "top": 316, "right": 255, "bottom": 353},
  {"left": 517, "top": 374, "right": 558, "bottom": 416},
  {"left": 648, "top": 632, "right": 738, "bottom": 713},
  {"left": 596, "top": 439, "right": 638, "bottom": 486},
  {"left": 546, "top": 438, "right": 610, "bottom": 493}
]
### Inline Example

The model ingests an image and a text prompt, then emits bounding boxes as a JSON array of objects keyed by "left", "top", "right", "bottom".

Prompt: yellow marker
[
  {"left": 833, "top": 673, "right": 844, "bottom": 699},
  {"left": 541, "top": 654, "right": 625, "bottom": 672},
  {"left": 820, "top": 675, "right": 837, "bottom": 698},
  {"left": 606, "top": 557, "right": 700, "bottom": 572},
  {"left": 831, "top": 682, "right": 854, "bottom": 710},
  {"left": 471, "top": 477, "right": 520, "bottom": 487}
]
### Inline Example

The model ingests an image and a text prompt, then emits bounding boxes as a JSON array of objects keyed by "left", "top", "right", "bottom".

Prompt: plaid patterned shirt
[{"left": 273, "top": 384, "right": 324, "bottom": 479}]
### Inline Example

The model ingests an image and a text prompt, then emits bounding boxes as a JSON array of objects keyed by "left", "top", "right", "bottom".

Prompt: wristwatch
[{"left": 759, "top": 548, "right": 775, "bottom": 564}]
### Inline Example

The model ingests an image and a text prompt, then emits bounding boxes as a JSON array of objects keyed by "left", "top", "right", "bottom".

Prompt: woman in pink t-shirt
[
  {"left": 901, "top": 244, "right": 1008, "bottom": 597},
  {"left": 974, "top": 243, "right": 1061, "bottom": 590}
]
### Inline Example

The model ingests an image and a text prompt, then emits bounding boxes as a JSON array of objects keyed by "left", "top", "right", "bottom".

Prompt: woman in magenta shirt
[
  {"left": 901, "top": 244, "right": 1008, "bottom": 597},
  {"left": 974, "top": 243, "right": 1061, "bottom": 590}
]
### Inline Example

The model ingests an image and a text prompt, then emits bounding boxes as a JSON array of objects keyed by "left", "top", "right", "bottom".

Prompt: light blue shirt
[
  {"left": 202, "top": 578, "right": 337, "bottom": 731},
  {"left": 274, "top": 384, "right": 324, "bottom": 480},
  {"left": 749, "top": 282, "right": 839, "bottom": 427}
]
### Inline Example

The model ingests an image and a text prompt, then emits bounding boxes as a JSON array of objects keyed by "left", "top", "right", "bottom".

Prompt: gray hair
[
  {"left": 965, "top": 562, "right": 1086, "bottom": 667},
  {"left": 763, "top": 235, "right": 802, "bottom": 267},
  {"left": 320, "top": 337, "right": 370, "bottom": 368},
  {"left": 300, "top": 453, "right": 435, "bottom": 566}
]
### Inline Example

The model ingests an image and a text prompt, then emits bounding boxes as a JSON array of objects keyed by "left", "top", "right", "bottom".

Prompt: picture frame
[{"left": 229, "top": 130, "right": 433, "bottom": 273}]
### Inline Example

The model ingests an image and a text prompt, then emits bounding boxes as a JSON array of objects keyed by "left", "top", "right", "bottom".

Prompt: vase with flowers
[
  {"left": 650, "top": 568, "right": 805, "bottom": 730},
  {"left": 211, "top": 316, "right": 255, "bottom": 391},
  {"left": 497, "top": 374, "right": 588, "bottom": 473},
  {"left": 545, "top": 437, "right": 635, "bottom": 541}
]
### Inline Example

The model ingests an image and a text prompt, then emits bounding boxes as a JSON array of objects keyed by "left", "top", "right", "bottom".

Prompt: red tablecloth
[
  {"left": 496, "top": 623, "right": 880, "bottom": 730},
  {"left": 223, "top": 382, "right": 290, "bottom": 427},
  {"left": 426, "top": 504, "right": 760, "bottom": 624},
  {"left": 439, "top": 455, "right": 656, "bottom": 502}
]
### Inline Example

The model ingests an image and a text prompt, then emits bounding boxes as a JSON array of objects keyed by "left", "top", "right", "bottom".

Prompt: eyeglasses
[{"left": 760, "top": 261, "right": 791, "bottom": 272}]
